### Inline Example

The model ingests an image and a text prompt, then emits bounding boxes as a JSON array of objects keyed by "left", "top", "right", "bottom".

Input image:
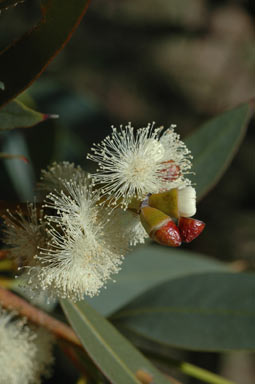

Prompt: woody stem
[{"left": 0, "top": 286, "right": 81, "bottom": 347}]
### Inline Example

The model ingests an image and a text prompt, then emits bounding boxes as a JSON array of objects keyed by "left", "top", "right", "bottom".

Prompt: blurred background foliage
[{"left": 0, "top": 0, "right": 254, "bottom": 383}]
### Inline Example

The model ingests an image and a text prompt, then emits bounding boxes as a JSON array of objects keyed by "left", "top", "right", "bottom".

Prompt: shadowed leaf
[
  {"left": 113, "top": 272, "right": 255, "bottom": 352},
  {"left": 88, "top": 245, "right": 228, "bottom": 317},
  {"left": 0, "top": 99, "right": 58, "bottom": 131},
  {"left": 186, "top": 102, "right": 252, "bottom": 200},
  {"left": 0, "top": 0, "right": 90, "bottom": 107}
]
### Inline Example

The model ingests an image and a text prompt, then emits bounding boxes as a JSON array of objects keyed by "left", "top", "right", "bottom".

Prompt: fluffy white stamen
[
  {"left": 112, "top": 209, "right": 148, "bottom": 246},
  {"left": 0, "top": 306, "right": 54, "bottom": 384},
  {"left": 3, "top": 164, "right": 132, "bottom": 301},
  {"left": 27, "top": 172, "right": 129, "bottom": 301},
  {"left": 3, "top": 204, "right": 46, "bottom": 267},
  {"left": 87, "top": 122, "right": 192, "bottom": 209},
  {"left": 38, "top": 161, "right": 85, "bottom": 197}
]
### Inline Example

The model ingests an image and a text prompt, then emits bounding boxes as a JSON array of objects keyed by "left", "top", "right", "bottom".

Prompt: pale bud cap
[{"left": 178, "top": 186, "right": 196, "bottom": 217}]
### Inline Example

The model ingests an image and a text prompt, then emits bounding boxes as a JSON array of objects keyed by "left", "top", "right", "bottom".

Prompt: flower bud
[
  {"left": 178, "top": 216, "right": 205, "bottom": 243},
  {"left": 148, "top": 189, "right": 178, "bottom": 218},
  {"left": 140, "top": 206, "right": 169, "bottom": 234},
  {"left": 148, "top": 186, "right": 196, "bottom": 218},
  {"left": 140, "top": 206, "right": 181, "bottom": 247}
]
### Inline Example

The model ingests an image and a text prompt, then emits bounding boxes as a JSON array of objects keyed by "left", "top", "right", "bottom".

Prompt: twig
[
  {"left": 0, "top": 286, "right": 81, "bottom": 347},
  {"left": 0, "top": 249, "right": 9, "bottom": 260},
  {"left": 0, "top": 287, "right": 179, "bottom": 383},
  {"left": 144, "top": 350, "right": 236, "bottom": 384}
]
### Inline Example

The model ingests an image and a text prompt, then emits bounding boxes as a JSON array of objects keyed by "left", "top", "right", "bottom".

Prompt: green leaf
[
  {"left": 186, "top": 102, "right": 252, "bottom": 200},
  {"left": 61, "top": 299, "right": 171, "bottom": 384},
  {"left": 0, "top": 0, "right": 90, "bottom": 107},
  {"left": 112, "top": 272, "right": 255, "bottom": 352},
  {"left": 0, "top": 81, "right": 4, "bottom": 91},
  {"left": 88, "top": 245, "right": 228, "bottom": 317},
  {"left": 0, "top": 99, "right": 58, "bottom": 131}
]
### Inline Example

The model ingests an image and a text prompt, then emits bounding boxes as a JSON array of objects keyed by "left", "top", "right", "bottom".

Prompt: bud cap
[{"left": 178, "top": 186, "right": 196, "bottom": 217}]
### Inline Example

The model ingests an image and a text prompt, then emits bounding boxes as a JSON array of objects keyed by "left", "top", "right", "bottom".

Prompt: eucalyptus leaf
[
  {"left": 186, "top": 102, "right": 252, "bottom": 200},
  {"left": 0, "top": 99, "right": 56, "bottom": 131},
  {"left": 61, "top": 299, "right": 171, "bottom": 384},
  {"left": 112, "top": 272, "right": 255, "bottom": 352},
  {"left": 1, "top": 132, "right": 35, "bottom": 199},
  {"left": 0, "top": 0, "right": 91, "bottom": 107},
  {"left": 88, "top": 245, "right": 228, "bottom": 317}
]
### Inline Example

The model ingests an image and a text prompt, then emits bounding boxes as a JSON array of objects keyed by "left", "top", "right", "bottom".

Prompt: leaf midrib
[
  {"left": 71, "top": 302, "right": 141, "bottom": 383},
  {"left": 113, "top": 305, "right": 255, "bottom": 319}
]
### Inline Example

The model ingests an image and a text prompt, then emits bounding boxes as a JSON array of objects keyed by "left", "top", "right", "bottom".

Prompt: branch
[
  {"left": 0, "top": 287, "right": 179, "bottom": 383},
  {"left": 0, "top": 249, "right": 9, "bottom": 260},
  {"left": 144, "top": 350, "right": 235, "bottom": 384},
  {"left": 0, "top": 286, "right": 81, "bottom": 347}
]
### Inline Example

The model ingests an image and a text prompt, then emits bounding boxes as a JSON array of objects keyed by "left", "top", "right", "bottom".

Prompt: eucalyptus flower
[
  {"left": 3, "top": 164, "right": 132, "bottom": 301},
  {"left": 2, "top": 204, "right": 46, "bottom": 267},
  {"left": 0, "top": 306, "right": 54, "bottom": 384},
  {"left": 87, "top": 122, "right": 192, "bottom": 209},
  {"left": 38, "top": 161, "right": 85, "bottom": 196},
  {"left": 29, "top": 171, "right": 129, "bottom": 301}
]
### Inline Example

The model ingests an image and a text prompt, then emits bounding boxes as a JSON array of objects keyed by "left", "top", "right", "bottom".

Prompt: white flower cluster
[
  {"left": 0, "top": 306, "right": 54, "bottom": 384},
  {"left": 31, "top": 173, "right": 128, "bottom": 300},
  {"left": 3, "top": 204, "right": 46, "bottom": 268},
  {"left": 87, "top": 122, "right": 192, "bottom": 209},
  {"left": 3, "top": 123, "right": 194, "bottom": 301}
]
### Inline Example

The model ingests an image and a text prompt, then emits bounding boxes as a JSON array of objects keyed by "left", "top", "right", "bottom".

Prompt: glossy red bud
[
  {"left": 178, "top": 217, "right": 205, "bottom": 243},
  {"left": 151, "top": 219, "right": 182, "bottom": 247},
  {"left": 140, "top": 206, "right": 182, "bottom": 247}
]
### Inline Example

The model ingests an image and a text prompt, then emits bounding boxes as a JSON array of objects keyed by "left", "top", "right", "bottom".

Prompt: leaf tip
[{"left": 43, "top": 113, "right": 59, "bottom": 121}]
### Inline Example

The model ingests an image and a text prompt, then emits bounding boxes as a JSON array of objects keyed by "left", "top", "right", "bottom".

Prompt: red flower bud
[
  {"left": 178, "top": 217, "right": 205, "bottom": 243},
  {"left": 140, "top": 206, "right": 181, "bottom": 247},
  {"left": 152, "top": 219, "right": 182, "bottom": 247}
]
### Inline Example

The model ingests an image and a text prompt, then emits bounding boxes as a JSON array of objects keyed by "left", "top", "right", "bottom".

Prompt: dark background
[{"left": 0, "top": 0, "right": 254, "bottom": 383}]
